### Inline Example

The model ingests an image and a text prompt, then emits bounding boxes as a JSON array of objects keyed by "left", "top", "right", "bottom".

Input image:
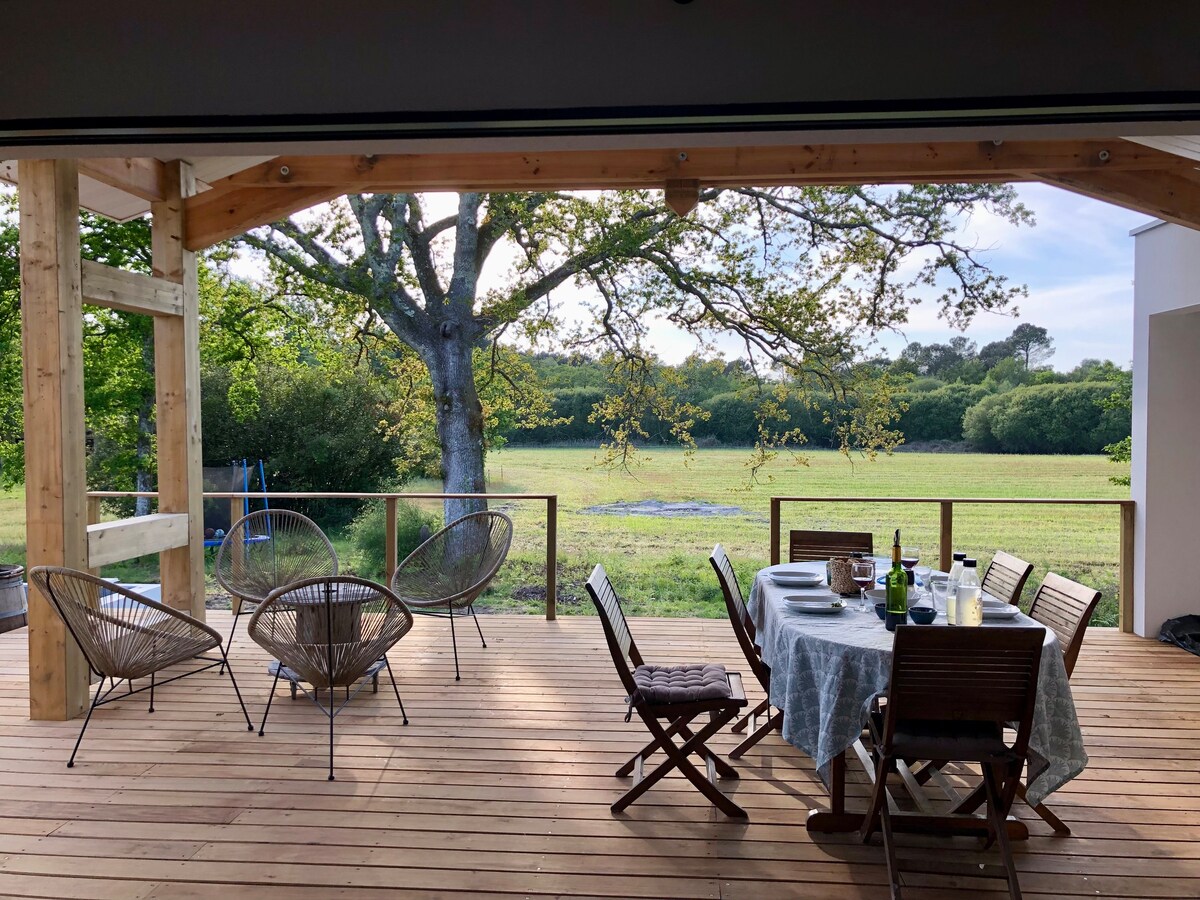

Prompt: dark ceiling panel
[{"left": 2, "top": 1, "right": 1199, "bottom": 145}]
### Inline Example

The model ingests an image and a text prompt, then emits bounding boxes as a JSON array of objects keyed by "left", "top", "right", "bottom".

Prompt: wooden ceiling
[{"left": 6, "top": 139, "right": 1200, "bottom": 248}]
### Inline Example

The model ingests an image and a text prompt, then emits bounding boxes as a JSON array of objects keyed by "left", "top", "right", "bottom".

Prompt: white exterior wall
[{"left": 1132, "top": 222, "right": 1200, "bottom": 636}]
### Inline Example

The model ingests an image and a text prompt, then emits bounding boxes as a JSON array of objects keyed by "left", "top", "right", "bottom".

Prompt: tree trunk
[{"left": 427, "top": 323, "right": 487, "bottom": 524}]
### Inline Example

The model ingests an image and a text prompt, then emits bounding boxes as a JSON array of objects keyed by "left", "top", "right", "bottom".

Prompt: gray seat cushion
[{"left": 631, "top": 663, "right": 731, "bottom": 707}]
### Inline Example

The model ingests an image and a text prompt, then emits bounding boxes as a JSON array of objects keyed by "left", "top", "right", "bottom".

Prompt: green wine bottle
[{"left": 885, "top": 528, "right": 908, "bottom": 632}]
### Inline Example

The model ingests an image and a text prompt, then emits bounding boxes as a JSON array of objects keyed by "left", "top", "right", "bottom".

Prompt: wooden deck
[{"left": 0, "top": 614, "right": 1198, "bottom": 899}]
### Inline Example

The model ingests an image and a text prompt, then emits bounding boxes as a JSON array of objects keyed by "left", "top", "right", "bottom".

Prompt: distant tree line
[{"left": 505, "top": 325, "right": 1132, "bottom": 455}]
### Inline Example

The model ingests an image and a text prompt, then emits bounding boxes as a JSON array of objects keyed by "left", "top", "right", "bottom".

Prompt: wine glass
[
  {"left": 901, "top": 546, "right": 920, "bottom": 572},
  {"left": 851, "top": 558, "right": 876, "bottom": 613}
]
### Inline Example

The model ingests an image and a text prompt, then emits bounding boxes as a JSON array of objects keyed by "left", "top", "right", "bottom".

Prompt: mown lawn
[{"left": 0, "top": 447, "right": 1130, "bottom": 624}]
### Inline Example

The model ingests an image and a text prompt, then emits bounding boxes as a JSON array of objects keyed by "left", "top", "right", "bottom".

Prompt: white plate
[
  {"left": 784, "top": 597, "right": 846, "bottom": 614},
  {"left": 982, "top": 604, "right": 1022, "bottom": 620},
  {"left": 770, "top": 572, "right": 824, "bottom": 587}
]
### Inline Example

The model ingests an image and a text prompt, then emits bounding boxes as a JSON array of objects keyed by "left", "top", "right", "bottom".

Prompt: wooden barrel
[{"left": 0, "top": 565, "right": 27, "bottom": 634}]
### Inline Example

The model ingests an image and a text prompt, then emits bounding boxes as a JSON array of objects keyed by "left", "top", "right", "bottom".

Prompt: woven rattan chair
[
  {"left": 27, "top": 566, "right": 253, "bottom": 767},
  {"left": 862, "top": 626, "right": 1044, "bottom": 900},
  {"left": 390, "top": 510, "right": 512, "bottom": 681},
  {"left": 248, "top": 576, "right": 415, "bottom": 780},
  {"left": 789, "top": 529, "right": 874, "bottom": 563},
  {"left": 586, "top": 564, "right": 748, "bottom": 818},
  {"left": 981, "top": 550, "right": 1035, "bottom": 606},
  {"left": 215, "top": 509, "right": 338, "bottom": 671},
  {"left": 709, "top": 544, "right": 781, "bottom": 758}
]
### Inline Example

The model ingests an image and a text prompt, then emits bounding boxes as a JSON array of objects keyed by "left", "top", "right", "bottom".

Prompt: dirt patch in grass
[{"left": 581, "top": 499, "right": 762, "bottom": 519}]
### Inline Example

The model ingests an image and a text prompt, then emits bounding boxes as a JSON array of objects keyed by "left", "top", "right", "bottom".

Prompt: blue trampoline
[{"left": 202, "top": 460, "right": 272, "bottom": 549}]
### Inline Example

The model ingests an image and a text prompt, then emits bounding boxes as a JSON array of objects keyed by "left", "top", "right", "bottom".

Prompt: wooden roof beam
[
  {"left": 219, "top": 140, "right": 1188, "bottom": 192},
  {"left": 183, "top": 184, "right": 344, "bottom": 250},
  {"left": 77, "top": 157, "right": 166, "bottom": 202},
  {"left": 1030, "top": 168, "right": 1200, "bottom": 230}
]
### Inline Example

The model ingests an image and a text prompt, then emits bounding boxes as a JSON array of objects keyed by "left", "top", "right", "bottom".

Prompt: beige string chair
[
  {"left": 27, "top": 566, "right": 253, "bottom": 768},
  {"left": 390, "top": 510, "right": 513, "bottom": 681},
  {"left": 248, "top": 576, "right": 415, "bottom": 780},
  {"left": 215, "top": 509, "right": 338, "bottom": 670}
]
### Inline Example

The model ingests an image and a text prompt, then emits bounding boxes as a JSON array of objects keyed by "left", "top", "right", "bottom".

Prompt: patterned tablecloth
[{"left": 748, "top": 561, "right": 1088, "bottom": 806}]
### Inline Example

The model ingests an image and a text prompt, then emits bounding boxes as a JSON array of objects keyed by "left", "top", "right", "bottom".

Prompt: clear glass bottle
[
  {"left": 885, "top": 529, "right": 908, "bottom": 632},
  {"left": 946, "top": 551, "right": 966, "bottom": 625},
  {"left": 957, "top": 558, "right": 983, "bottom": 627}
]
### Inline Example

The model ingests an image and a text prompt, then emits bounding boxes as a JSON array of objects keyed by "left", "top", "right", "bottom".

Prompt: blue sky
[{"left": 637, "top": 183, "right": 1152, "bottom": 371}]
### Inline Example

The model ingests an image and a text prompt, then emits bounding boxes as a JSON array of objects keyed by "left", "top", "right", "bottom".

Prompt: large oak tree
[{"left": 242, "top": 185, "right": 1031, "bottom": 522}]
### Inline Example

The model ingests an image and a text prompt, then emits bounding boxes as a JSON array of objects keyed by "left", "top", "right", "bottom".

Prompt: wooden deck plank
[{"left": 0, "top": 616, "right": 1197, "bottom": 897}]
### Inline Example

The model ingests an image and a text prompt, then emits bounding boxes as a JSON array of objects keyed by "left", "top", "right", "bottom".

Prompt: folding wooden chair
[
  {"left": 709, "top": 544, "right": 781, "bottom": 758},
  {"left": 981, "top": 550, "right": 1035, "bottom": 606},
  {"left": 789, "top": 529, "right": 873, "bottom": 563},
  {"left": 952, "top": 572, "right": 1101, "bottom": 836},
  {"left": 1017, "top": 572, "right": 1101, "bottom": 833},
  {"left": 585, "top": 564, "right": 748, "bottom": 818},
  {"left": 862, "top": 626, "right": 1044, "bottom": 900}
]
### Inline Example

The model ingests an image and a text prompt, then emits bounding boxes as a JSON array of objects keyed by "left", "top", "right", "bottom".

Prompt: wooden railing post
[
  {"left": 86, "top": 496, "right": 102, "bottom": 577},
  {"left": 384, "top": 496, "right": 399, "bottom": 579},
  {"left": 770, "top": 497, "right": 781, "bottom": 566},
  {"left": 546, "top": 496, "right": 557, "bottom": 621},
  {"left": 939, "top": 501, "right": 954, "bottom": 572},
  {"left": 228, "top": 496, "right": 245, "bottom": 615},
  {"left": 1119, "top": 501, "right": 1135, "bottom": 633}
]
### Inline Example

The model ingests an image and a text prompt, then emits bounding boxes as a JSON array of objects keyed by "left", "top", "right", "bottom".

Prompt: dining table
[{"left": 747, "top": 558, "right": 1088, "bottom": 836}]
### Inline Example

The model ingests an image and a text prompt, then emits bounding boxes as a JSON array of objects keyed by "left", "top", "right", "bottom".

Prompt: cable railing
[
  {"left": 769, "top": 496, "right": 1135, "bottom": 632},
  {"left": 87, "top": 491, "right": 559, "bottom": 620}
]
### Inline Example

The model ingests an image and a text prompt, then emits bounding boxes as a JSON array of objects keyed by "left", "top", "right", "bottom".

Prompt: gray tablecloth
[{"left": 748, "top": 562, "right": 1088, "bottom": 806}]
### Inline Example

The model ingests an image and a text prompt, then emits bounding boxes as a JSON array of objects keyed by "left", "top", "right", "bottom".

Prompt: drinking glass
[
  {"left": 930, "top": 579, "right": 949, "bottom": 614},
  {"left": 914, "top": 564, "right": 932, "bottom": 601},
  {"left": 901, "top": 547, "right": 920, "bottom": 571},
  {"left": 850, "top": 559, "right": 876, "bottom": 613}
]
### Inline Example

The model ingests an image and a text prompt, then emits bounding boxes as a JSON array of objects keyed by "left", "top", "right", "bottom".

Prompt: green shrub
[
  {"left": 896, "top": 384, "right": 988, "bottom": 443},
  {"left": 963, "top": 382, "right": 1130, "bottom": 453},
  {"left": 349, "top": 501, "right": 439, "bottom": 579}
]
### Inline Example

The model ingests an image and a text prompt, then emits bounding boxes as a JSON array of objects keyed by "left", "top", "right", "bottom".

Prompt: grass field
[{"left": 0, "top": 448, "right": 1130, "bottom": 625}]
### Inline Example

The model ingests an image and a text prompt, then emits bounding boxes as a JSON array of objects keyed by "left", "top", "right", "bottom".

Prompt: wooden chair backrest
[
  {"left": 981, "top": 550, "right": 1035, "bottom": 605},
  {"left": 1027, "top": 572, "right": 1102, "bottom": 678},
  {"left": 881, "top": 625, "right": 1044, "bottom": 758},
  {"left": 789, "top": 529, "right": 873, "bottom": 563},
  {"left": 585, "top": 564, "right": 644, "bottom": 698},
  {"left": 709, "top": 545, "right": 769, "bottom": 691}
]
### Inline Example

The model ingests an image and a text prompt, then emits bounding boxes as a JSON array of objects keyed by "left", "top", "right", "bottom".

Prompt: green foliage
[
  {"left": 1102, "top": 369, "right": 1133, "bottom": 485},
  {"left": 348, "top": 500, "right": 439, "bottom": 579},
  {"left": 201, "top": 360, "right": 405, "bottom": 525},
  {"left": 895, "top": 384, "right": 989, "bottom": 443},
  {"left": 962, "top": 382, "right": 1130, "bottom": 454}
]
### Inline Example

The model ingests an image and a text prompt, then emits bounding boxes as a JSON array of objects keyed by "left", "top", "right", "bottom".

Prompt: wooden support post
[
  {"left": 769, "top": 498, "right": 781, "bottom": 566},
  {"left": 546, "top": 496, "right": 557, "bottom": 621},
  {"left": 19, "top": 159, "right": 90, "bottom": 721},
  {"left": 86, "top": 496, "right": 102, "bottom": 578},
  {"left": 1119, "top": 502, "right": 1135, "bottom": 634},
  {"left": 939, "top": 501, "right": 954, "bottom": 572},
  {"left": 228, "top": 496, "right": 245, "bottom": 615},
  {"left": 152, "top": 162, "right": 206, "bottom": 619},
  {"left": 384, "top": 497, "right": 399, "bottom": 579}
]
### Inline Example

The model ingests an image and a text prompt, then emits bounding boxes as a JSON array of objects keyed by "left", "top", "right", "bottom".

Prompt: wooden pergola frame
[{"left": 18, "top": 137, "right": 1200, "bottom": 719}]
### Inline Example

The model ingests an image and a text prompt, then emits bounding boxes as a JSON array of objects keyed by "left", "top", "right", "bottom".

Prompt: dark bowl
[
  {"left": 909, "top": 605, "right": 937, "bottom": 625},
  {"left": 875, "top": 602, "right": 887, "bottom": 620}
]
